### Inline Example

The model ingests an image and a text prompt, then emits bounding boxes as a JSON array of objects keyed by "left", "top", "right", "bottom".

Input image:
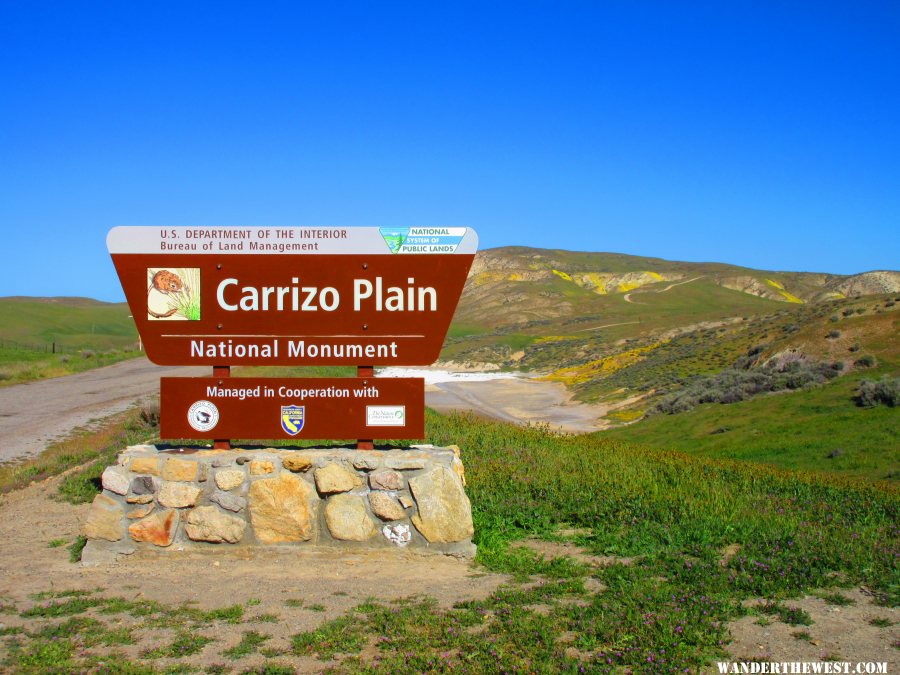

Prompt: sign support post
[
  {"left": 357, "top": 365, "right": 374, "bottom": 450},
  {"left": 213, "top": 365, "right": 231, "bottom": 450}
]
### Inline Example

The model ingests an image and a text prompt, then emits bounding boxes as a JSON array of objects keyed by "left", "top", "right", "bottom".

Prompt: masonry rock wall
[{"left": 81, "top": 445, "right": 474, "bottom": 560}]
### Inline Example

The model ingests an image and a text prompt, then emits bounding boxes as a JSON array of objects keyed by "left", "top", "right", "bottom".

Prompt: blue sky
[{"left": 1, "top": 1, "right": 898, "bottom": 301}]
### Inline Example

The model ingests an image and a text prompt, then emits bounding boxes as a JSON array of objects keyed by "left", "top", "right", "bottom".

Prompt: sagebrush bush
[
  {"left": 857, "top": 377, "right": 900, "bottom": 408},
  {"left": 653, "top": 359, "right": 841, "bottom": 415},
  {"left": 827, "top": 330, "right": 841, "bottom": 339},
  {"left": 855, "top": 355, "right": 876, "bottom": 368}
]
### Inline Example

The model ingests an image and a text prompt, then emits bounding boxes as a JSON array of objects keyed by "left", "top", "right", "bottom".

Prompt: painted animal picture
[{"left": 146, "top": 267, "right": 201, "bottom": 320}]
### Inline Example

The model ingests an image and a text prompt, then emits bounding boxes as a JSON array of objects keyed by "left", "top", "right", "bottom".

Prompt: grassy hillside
[
  {"left": 600, "top": 369, "right": 900, "bottom": 482},
  {"left": 0, "top": 297, "right": 141, "bottom": 384},
  {"left": 0, "top": 297, "right": 138, "bottom": 351}
]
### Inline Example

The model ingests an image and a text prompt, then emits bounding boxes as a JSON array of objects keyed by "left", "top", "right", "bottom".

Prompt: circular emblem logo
[{"left": 187, "top": 400, "right": 219, "bottom": 432}]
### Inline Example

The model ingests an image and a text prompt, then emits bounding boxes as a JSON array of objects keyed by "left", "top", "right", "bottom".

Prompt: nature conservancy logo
[
  {"left": 366, "top": 405, "right": 406, "bottom": 427},
  {"left": 379, "top": 227, "right": 467, "bottom": 254},
  {"left": 281, "top": 405, "right": 305, "bottom": 435},
  {"left": 187, "top": 400, "right": 219, "bottom": 432},
  {"left": 147, "top": 267, "right": 201, "bottom": 320}
]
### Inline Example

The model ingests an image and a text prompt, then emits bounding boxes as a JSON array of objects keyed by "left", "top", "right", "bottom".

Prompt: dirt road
[
  {"left": 427, "top": 378, "right": 610, "bottom": 433},
  {"left": 0, "top": 360, "right": 615, "bottom": 465},
  {"left": 0, "top": 358, "right": 206, "bottom": 464}
]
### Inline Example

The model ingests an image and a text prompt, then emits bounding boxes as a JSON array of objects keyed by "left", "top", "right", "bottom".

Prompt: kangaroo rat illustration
[{"left": 147, "top": 270, "right": 184, "bottom": 318}]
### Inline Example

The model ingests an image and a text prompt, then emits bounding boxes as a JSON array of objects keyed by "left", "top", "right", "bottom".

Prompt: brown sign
[
  {"left": 108, "top": 227, "right": 478, "bottom": 366},
  {"left": 160, "top": 377, "right": 425, "bottom": 440}
]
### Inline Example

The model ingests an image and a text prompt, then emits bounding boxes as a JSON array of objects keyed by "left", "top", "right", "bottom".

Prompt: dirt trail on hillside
[{"left": 0, "top": 358, "right": 206, "bottom": 464}]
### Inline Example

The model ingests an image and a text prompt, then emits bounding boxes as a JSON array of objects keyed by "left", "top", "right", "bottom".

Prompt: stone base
[{"left": 81, "top": 445, "right": 475, "bottom": 560}]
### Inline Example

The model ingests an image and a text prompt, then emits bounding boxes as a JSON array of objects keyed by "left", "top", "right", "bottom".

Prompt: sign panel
[
  {"left": 108, "top": 227, "right": 478, "bottom": 366},
  {"left": 160, "top": 377, "right": 425, "bottom": 440}
]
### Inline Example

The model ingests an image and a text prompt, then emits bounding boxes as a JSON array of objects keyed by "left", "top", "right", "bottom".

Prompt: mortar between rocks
[{"left": 81, "top": 444, "right": 475, "bottom": 563}]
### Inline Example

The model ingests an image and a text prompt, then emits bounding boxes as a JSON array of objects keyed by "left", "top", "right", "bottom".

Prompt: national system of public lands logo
[
  {"left": 379, "top": 228, "right": 466, "bottom": 254},
  {"left": 147, "top": 267, "right": 201, "bottom": 320}
]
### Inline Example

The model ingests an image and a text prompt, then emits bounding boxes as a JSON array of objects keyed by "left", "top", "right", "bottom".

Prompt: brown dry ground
[
  {"left": 0, "top": 474, "right": 508, "bottom": 672},
  {"left": 0, "top": 477, "right": 896, "bottom": 672}
]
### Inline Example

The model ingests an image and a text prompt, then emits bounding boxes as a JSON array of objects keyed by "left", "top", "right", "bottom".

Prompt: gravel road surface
[
  {"left": 0, "top": 358, "right": 206, "bottom": 464},
  {"left": 0, "top": 360, "right": 609, "bottom": 465}
]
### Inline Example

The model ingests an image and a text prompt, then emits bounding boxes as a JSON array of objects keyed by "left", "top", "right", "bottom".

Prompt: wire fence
[{"left": 0, "top": 338, "right": 91, "bottom": 355}]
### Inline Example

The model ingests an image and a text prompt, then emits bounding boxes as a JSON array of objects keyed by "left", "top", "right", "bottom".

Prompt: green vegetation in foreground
[
  {"left": 0, "top": 345, "right": 141, "bottom": 386},
  {"left": 601, "top": 369, "right": 900, "bottom": 482},
  {"left": 19, "top": 409, "right": 896, "bottom": 673}
]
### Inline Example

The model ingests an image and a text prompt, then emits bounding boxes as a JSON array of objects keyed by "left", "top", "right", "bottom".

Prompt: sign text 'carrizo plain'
[{"left": 108, "top": 227, "right": 478, "bottom": 366}]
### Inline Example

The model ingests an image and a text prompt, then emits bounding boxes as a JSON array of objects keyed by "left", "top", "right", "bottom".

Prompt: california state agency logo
[{"left": 281, "top": 405, "right": 305, "bottom": 436}]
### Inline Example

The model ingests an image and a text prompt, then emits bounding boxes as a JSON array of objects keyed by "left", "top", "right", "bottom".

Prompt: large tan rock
[
  {"left": 162, "top": 457, "right": 198, "bottom": 482},
  {"left": 82, "top": 494, "right": 124, "bottom": 541},
  {"left": 281, "top": 453, "right": 313, "bottom": 472},
  {"left": 157, "top": 482, "right": 201, "bottom": 508},
  {"left": 248, "top": 473, "right": 316, "bottom": 543},
  {"left": 409, "top": 466, "right": 474, "bottom": 543},
  {"left": 185, "top": 506, "right": 246, "bottom": 544},
  {"left": 368, "top": 492, "right": 406, "bottom": 521},
  {"left": 314, "top": 463, "right": 361, "bottom": 494},
  {"left": 126, "top": 503, "right": 155, "bottom": 519},
  {"left": 215, "top": 469, "right": 246, "bottom": 491},
  {"left": 324, "top": 494, "right": 377, "bottom": 541},
  {"left": 128, "top": 509, "right": 178, "bottom": 547},
  {"left": 369, "top": 469, "right": 404, "bottom": 491},
  {"left": 448, "top": 445, "right": 467, "bottom": 486},
  {"left": 101, "top": 466, "right": 130, "bottom": 495},
  {"left": 250, "top": 460, "right": 274, "bottom": 475},
  {"left": 129, "top": 456, "right": 160, "bottom": 475}
]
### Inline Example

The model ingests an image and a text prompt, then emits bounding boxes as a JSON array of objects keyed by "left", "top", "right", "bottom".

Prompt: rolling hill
[
  {"left": 0, "top": 297, "right": 139, "bottom": 352},
  {"left": 443, "top": 247, "right": 899, "bottom": 476}
]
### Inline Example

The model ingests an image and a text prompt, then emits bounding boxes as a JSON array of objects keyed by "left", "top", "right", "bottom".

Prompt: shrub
[
  {"left": 140, "top": 400, "right": 160, "bottom": 427},
  {"left": 652, "top": 359, "right": 842, "bottom": 415},
  {"left": 827, "top": 330, "right": 841, "bottom": 339},
  {"left": 857, "top": 377, "right": 900, "bottom": 408},
  {"left": 849, "top": 343, "right": 861, "bottom": 353},
  {"left": 855, "top": 355, "right": 876, "bottom": 368}
]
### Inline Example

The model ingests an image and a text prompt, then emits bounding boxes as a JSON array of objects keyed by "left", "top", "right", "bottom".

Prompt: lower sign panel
[{"left": 160, "top": 377, "right": 424, "bottom": 440}]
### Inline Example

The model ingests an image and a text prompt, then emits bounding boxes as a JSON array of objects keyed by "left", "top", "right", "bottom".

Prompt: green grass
[
  {"left": 0, "top": 297, "right": 138, "bottom": 349},
  {"left": 223, "top": 631, "right": 270, "bottom": 659},
  {"left": 600, "top": 369, "right": 900, "bottom": 481},
  {"left": 0, "top": 297, "right": 141, "bottom": 385},
  {"left": 6, "top": 408, "right": 900, "bottom": 672}
]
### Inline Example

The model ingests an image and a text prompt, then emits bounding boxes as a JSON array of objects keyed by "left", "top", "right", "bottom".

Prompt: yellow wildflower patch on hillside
[
  {"left": 552, "top": 269, "right": 573, "bottom": 282},
  {"left": 766, "top": 278, "right": 804, "bottom": 303},
  {"left": 541, "top": 342, "right": 667, "bottom": 385},
  {"left": 473, "top": 271, "right": 526, "bottom": 285},
  {"left": 578, "top": 272, "right": 611, "bottom": 294}
]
